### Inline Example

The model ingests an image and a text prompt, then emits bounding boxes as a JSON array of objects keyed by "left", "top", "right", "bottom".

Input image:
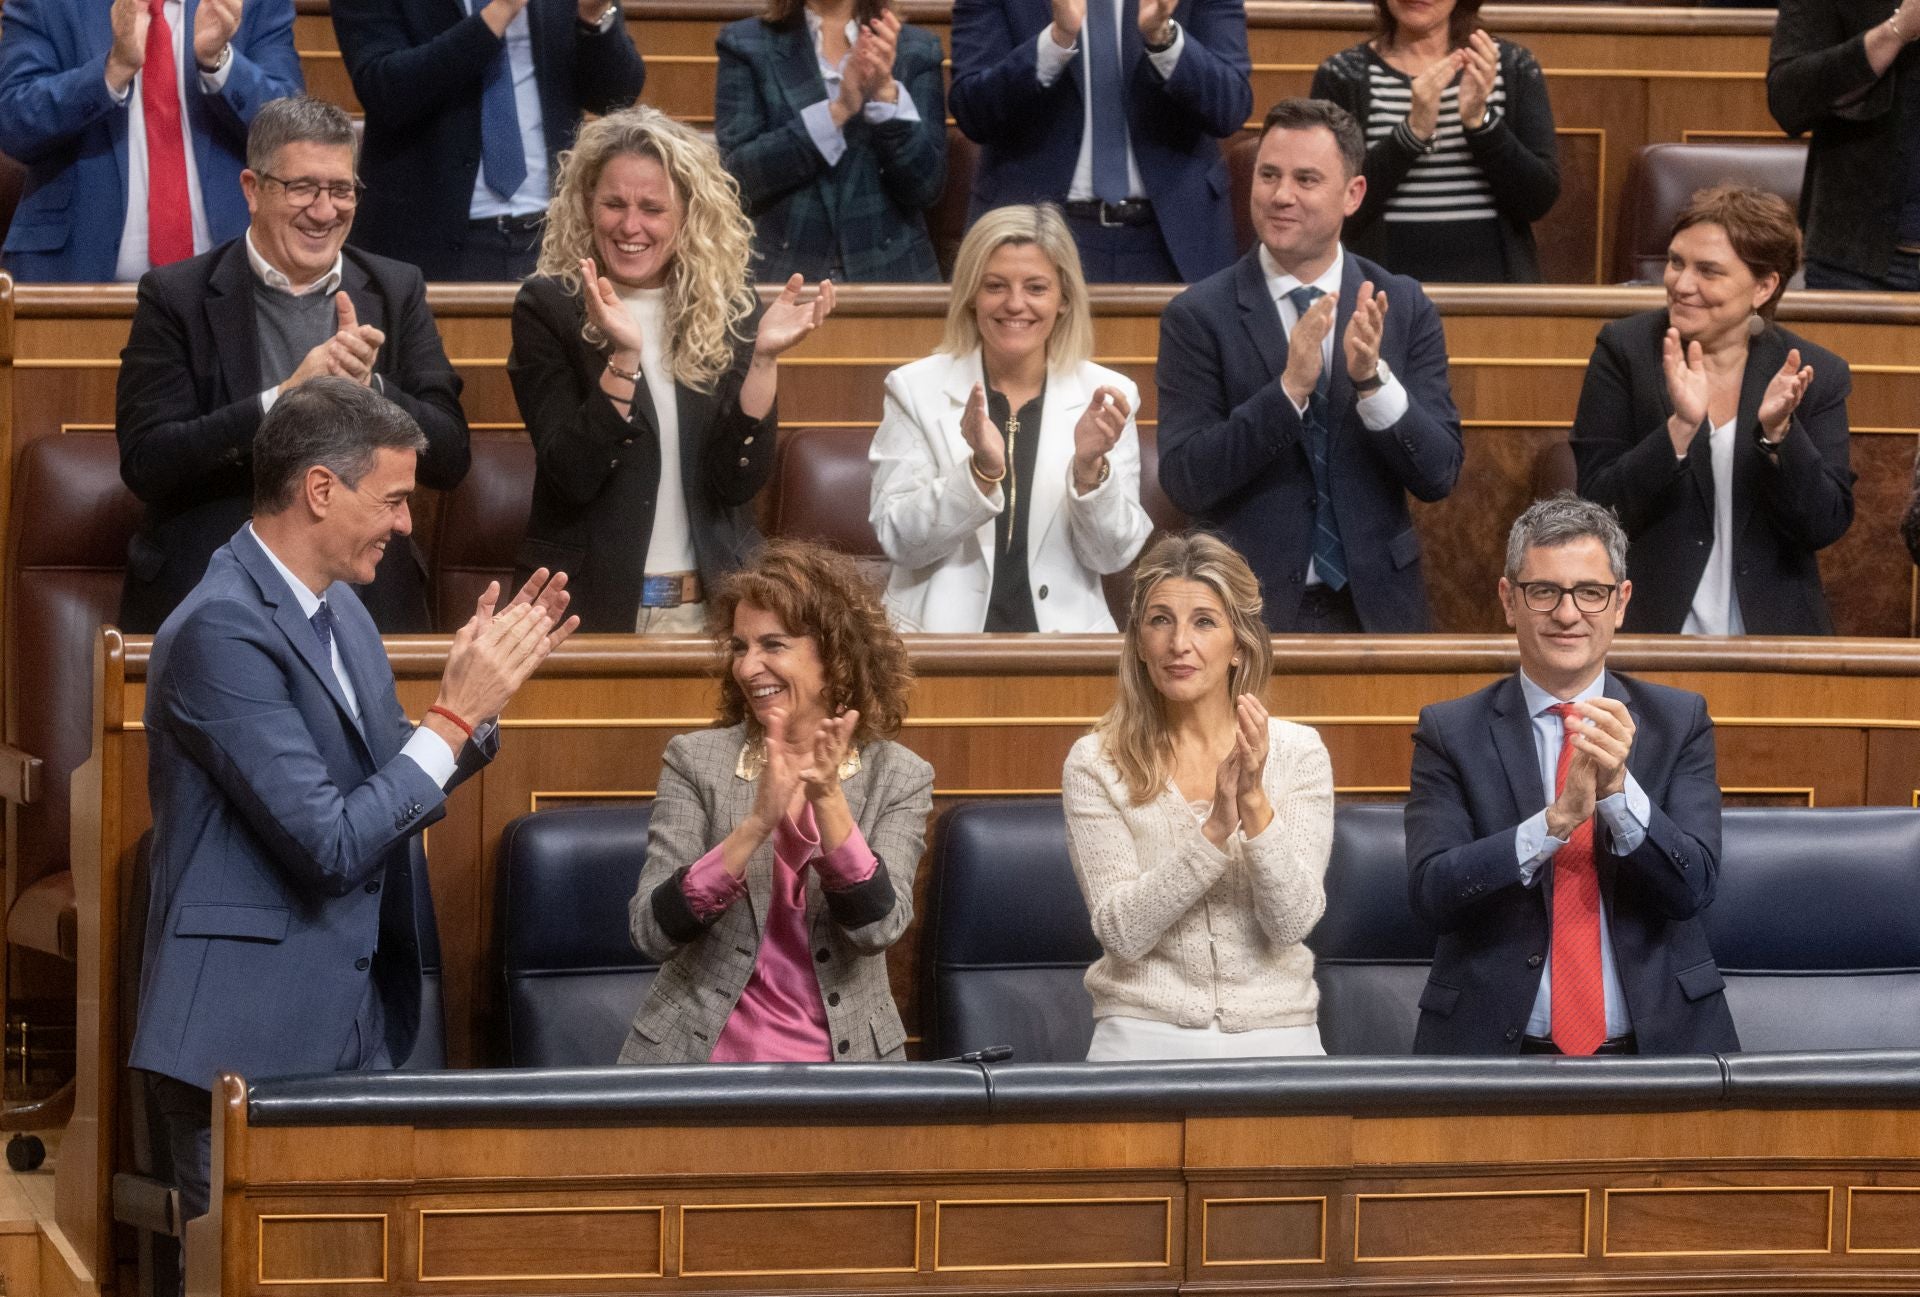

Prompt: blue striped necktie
[
  {"left": 1286, "top": 285, "right": 1349, "bottom": 592},
  {"left": 473, "top": 0, "right": 528, "bottom": 201}
]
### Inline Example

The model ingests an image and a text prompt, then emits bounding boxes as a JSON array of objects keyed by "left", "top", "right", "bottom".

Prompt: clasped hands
[
  {"left": 718, "top": 707, "right": 860, "bottom": 876},
  {"left": 831, "top": 10, "right": 904, "bottom": 124},
  {"left": 282, "top": 295, "right": 386, "bottom": 395},
  {"left": 427, "top": 568, "right": 580, "bottom": 752},
  {"left": 1543, "top": 698, "right": 1635, "bottom": 842},
  {"left": 1201, "top": 695, "right": 1274, "bottom": 848},
  {"left": 959, "top": 381, "right": 1128, "bottom": 495},
  {"left": 1281, "top": 282, "right": 1388, "bottom": 409}
]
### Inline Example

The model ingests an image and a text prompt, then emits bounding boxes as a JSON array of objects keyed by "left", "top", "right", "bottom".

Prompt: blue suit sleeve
[
  {"left": 201, "top": 0, "right": 303, "bottom": 139},
  {"left": 1405, "top": 705, "right": 1529, "bottom": 933},
  {"left": 332, "top": 0, "right": 504, "bottom": 133},
  {"left": 949, "top": 0, "right": 1065, "bottom": 143},
  {"left": 1356, "top": 284, "right": 1461, "bottom": 503},
  {"left": 0, "top": 0, "right": 122, "bottom": 164},
  {"left": 1134, "top": 0, "right": 1250, "bottom": 138},
  {"left": 1618, "top": 693, "right": 1721, "bottom": 921}
]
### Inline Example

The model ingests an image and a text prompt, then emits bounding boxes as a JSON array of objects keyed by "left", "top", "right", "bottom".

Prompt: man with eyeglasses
[
  {"left": 1404, "top": 492, "right": 1738, "bottom": 1057},
  {"left": 116, "top": 94, "right": 471, "bottom": 634}
]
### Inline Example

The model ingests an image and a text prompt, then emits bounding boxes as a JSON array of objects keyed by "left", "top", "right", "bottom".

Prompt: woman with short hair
[{"left": 1572, "top": 184, "right": 1854, "bottom": 635}]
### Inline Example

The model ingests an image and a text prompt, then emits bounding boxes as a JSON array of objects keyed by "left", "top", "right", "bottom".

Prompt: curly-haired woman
[
  {"left": 509, "top": 106, "right": 837, "bottom": 633},
  {"left": 619, "top": 540, "right": 934, "bottom": 1063}
]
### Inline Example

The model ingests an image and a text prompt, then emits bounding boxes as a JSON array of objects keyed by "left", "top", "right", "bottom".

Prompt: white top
[
  {"left": 618, "top": 286, "right": 697, "bottom": 577},
  {"left": 467, "top": 0, "right": 553, "bottom": 219},
  {"left": 106, "top": 0, "right": 227, "bottom": 281},
  {"left": 1061, "top": 719, "right": 1333, "bottom": 1031},
  {"left": 1031, "top": 0, "right": 1183, "bottom": 202},
  {"left": 1681, "top": 417, "right": 1746, "bottom": 636}
]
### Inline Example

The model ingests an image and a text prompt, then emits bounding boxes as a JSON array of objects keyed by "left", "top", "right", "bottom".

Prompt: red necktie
[
  {"left": 141, "top": 0, "right": 195, "bottom": 268},
  {"left": 1547, "top": 703, "right": 1606, "bottom": 1056}
]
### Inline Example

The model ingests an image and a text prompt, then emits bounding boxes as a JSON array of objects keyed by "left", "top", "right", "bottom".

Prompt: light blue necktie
[
  {"left": 1286, "top": 285, "right": 1349, "bottom": 591},
  {"left": 1083, "top": 0, "right": 1130, "bottom": 204},
  {"left": 472, "top": 0, "right": 528, "bottom": 201}
]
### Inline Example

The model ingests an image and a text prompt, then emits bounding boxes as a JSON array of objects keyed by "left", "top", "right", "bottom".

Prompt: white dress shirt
[
  {"left": 105, "top": 0, "right": 229, "bottom": 282},
  {"left": 1512, "top": 669, "right": 1647, "bottom": 1040},
  {"left": 797, "top": 8, "right": 919, "bottom": 167},
  {"left": 467, "top": 1, "right": 553, "bottom": 220},
  {"left": 248, "top": 523, "right": 462, "bottom": 785},
  {"left": 1680, "top": 416, "right": 1747, "bottom": 635},
  {"left": 1032, "top": 0, "right": 1183, "bottom": 201}
]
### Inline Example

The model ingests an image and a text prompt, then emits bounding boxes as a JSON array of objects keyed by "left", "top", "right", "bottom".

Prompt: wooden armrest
[{"left": 0, "top": 743, "right": 41, "bottom": 806}]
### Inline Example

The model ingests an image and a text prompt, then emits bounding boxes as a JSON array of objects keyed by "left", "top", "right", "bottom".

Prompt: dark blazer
[
  {"left": 716, "top": 15, "right": 945, "bottom": 283},
  {"left": 129, "top": 527, "right": 495, "bottom": 1090},
  {"left": 1406, "top": 671, "right": 1739, "bottom": 1056},
  {"left": 507, "top": 275, "right": 776, "bottom": 632},
  {"left": 1570, "top": 309, "right": 1855, "bottom": 635},
  {"left": 1155, "top": 248, "right": 1463, "bottom": 631},
  {"left": 1311, "top": 38, "right": 1560, "bottom": 283},
  {"left": 948, "top": 0, "right": 1250, "bottom": 283},
  {"left": 332, "top": 0, "right": 645, "bottom": 280},
  {"left": 1768, "top": 0, "right": 1915, "bottom": 281},
  {"left": 0, "top": 0, "right": 301, "bottom": 282},
  {"left": 115, "top": 238, "right": 472, "bottom": 635}
]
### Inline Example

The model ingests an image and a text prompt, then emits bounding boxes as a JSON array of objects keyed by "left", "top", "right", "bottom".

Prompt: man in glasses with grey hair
[
  {"left": 115, "top": 94, "right": 471, "bottom": 636},
  {"left": 1404, "top": 492, "right": 1737, "bottom": 1059}
]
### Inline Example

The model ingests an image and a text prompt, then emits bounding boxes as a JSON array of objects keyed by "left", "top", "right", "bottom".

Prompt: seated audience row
[{"left": 100, "top": 94, "right": 1863, "bottom": 642}]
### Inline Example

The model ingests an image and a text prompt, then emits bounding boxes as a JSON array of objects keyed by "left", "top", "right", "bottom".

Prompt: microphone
[{"left": 951, "top": 1045, "right": 1013, "bottom": 1064}]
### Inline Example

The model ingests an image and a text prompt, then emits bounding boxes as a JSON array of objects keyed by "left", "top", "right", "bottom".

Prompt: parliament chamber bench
[{"left": 197, "top": 1051, "right": 1920, "bottom": 1295}]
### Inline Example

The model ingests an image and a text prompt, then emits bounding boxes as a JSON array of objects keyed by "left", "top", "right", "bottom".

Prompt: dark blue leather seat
[
  {"left": 497, "top": 806, "right": 658, "bottom": 1066},
  {"left": 1307, "top": 804, "right": 1436, "bottom": 1054}
]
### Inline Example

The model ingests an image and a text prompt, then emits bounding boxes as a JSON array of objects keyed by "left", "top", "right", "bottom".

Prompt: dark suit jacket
[
  {"left": 1155, "top": 248, "right": 1462, "bottom": 631},
  {"left": 506, "top": 275, "right": 776, "bottom": 632},
  {"left": 1570, "top": 309, "right": 1855, "bottom": 635},
  {"left": 0, "top": 0, "right": 301, "bottom": 282},
  {"left": 716, "top": 16, "right": 945, "bottom": 283},
  {"left": 948, "top": 0, "right": 1250, "bottom": 283},
  {"left": 1406, "top": 671, "right": 1739, "bottom": 1056},
  {"left": 332, "top": 0, "right": 645, "bottom": 279},
  {"left": 128, "top": 527, "right": 494, "bottom": 1089},
  {"left": 115, "top": 238, "right": 471, "bottom": 634}
]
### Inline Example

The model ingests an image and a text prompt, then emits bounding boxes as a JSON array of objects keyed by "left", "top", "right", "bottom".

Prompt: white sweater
[{"left": 1062, "top": 719, "right": 1334, "bottom": 1031}]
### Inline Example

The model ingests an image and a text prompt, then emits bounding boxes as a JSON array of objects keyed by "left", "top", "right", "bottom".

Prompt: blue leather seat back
[
  {"left": 923, "top": 800, "right": 1098, "bottom": 1062},
  {"left": 498, "top": 806, "right": 659, "bottom": 1066},
  {"left": 1708, "top": 807, "right": 1920, "bottom": 1051},
  {"left": 399, "top": 843, "right": 447, "bottom": 1070},
  {"left": 1309, "top": 804, "right": 1435, "bottom": 1055}
]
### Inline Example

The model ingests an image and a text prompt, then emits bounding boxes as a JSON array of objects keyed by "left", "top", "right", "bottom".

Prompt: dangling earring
[{"left": 1746, "top": 312, "right": 1766, "bottom": 338}]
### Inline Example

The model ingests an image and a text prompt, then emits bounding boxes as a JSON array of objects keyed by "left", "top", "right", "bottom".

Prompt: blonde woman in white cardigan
[{"left": 1064, "top": 533, "right": 1334, "bottom": 1061}]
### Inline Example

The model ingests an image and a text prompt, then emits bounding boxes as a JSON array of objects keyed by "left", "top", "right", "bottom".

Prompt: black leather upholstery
[
  {"left": 1308, "top": 804, "right": 1435, "bottom": 1055},
  {"left": 1708, "top": 807, "right": 1920, "bottom": 1052},
  {"left": 497, "top": 806, "right": 659, "bottom": 1066},
  {"left": 922, "top": 800, "right": 1100, "bottom": 1063},
  {"left": 403, "top": 849, "right": 447, "bottom": 1071}
]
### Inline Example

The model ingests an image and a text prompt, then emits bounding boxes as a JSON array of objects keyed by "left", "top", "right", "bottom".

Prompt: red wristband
[{"left": 427, "top": 705, "right": 475, "bottom": 740}]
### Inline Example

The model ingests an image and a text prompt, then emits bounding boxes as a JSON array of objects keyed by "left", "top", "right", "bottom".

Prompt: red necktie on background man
[
  {"left": 141, "top": 0, "right": 195, "bottom": 267},
  {"left": 1547, "top": 703, "right": 1606, "bottom": 1055}
]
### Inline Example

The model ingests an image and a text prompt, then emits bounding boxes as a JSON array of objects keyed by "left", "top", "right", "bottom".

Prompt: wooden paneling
[
  {"left": 681, "top": 1202, "right": 916, "bottom": 1275},
  {"left": 932, "top": 1197, "right": 1175, "bottom": 1271},
  {"left": 1199, "top": 1195, "right": 1327, "bottom": 1267},
  {"left": 418, "top": 1204, "right": 664, "bottom": 1280},
  {"left": 1603, "top": 1185, "right": 1833, "bottom": 1257},
  {"left": 1354, "top": 1189, "right": 1589, "bottom": 1262},
  {"left": 256, "top": 1213, "right": 388, "bottom": 1283}
]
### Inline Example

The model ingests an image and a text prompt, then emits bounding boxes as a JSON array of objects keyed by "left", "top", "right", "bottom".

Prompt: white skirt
[{"left": 1085, "top": 1015, "right": 1326, "bottom": 1062}]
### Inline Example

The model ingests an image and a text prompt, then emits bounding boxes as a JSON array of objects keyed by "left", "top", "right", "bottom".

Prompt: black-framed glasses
[
  {"left": 1517, "top": 582, "right": 1618, "bottom": 614},
  {"left": 258, "top": 171, "right": 365, "bottom": 209}
]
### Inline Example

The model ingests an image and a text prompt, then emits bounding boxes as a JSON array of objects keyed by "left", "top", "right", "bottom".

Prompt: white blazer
[{"left": 868, "top": 350, "right": 1154, "bottom": 633}]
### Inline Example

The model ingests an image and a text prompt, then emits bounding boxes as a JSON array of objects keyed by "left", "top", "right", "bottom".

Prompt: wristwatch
[
  {"left": 1354, "top": 359, "right": 1392, "bottom": 395},
  {"left": 579, "top": 1, "right": 619, "bottom": 33},
  {"left": 198, "top": 43, "right": 232, "bottom": 74},
  {"left": 1144, "top": 20, "right": 1178, "bottom": 51},
  {"left": 1753, "top": 423, "right": 1786, "bottom": 457}
]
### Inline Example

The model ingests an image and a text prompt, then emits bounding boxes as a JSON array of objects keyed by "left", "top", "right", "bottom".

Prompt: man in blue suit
[
  {"left": 1156, "top": 98, "right": 1462, "bottom": 632},
  {"left": 0, "top": 0, "right": 302, "bottom": 281},
  {"left": 128, "top": 378, "right": 577, "bottom": 1226},
  {"left": 1405, "top": 494, "right": 1739, "bottom": 1056},
  {"left": 949, "top": 0, "right": 1249, "bottom": 282}
]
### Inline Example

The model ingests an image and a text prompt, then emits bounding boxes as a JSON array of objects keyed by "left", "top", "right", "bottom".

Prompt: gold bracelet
[
  {"left": 971, "top": 454, "right": 1008, "bottom": 485},
  {"left": 604, "top": 356, "right": 641, "bottom": 383}
]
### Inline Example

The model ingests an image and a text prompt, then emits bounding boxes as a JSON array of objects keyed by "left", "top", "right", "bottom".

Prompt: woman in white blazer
[{"left": 868, "top": 204, "right": 1153, "bottom": 632}]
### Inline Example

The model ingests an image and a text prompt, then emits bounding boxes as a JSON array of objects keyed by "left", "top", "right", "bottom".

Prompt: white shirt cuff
[
  {"left": 106, "top": 74, "right": 131, "bottom": 106},
  {"left": 401, "top": 725, "right": 461, "bottom": 789},
  {"left": 1515, "top": 808, "right": 1564, "bottom": 885},
  {"left": 1145, "top": 22, "right": 1183, "bottom": 75},
  {"left": 863, "top": 84, "right": 918, "bottom": 123},
  {"left": 800, "top": 98, "right": 848, "bottom": 166},
  {"left": 1356, "top": 374, "right": 1410, "bottom": 430},
  {"left": 1598, "top": 773, "right": 1651, "bottom": 854},
  {"left": 198, "top": 51, "right": 234, "bottom": 92},
  {"left": 1035, "top": 24, "right": 1076, "bottom": 86},
  {"left": 260, "top": 386, "right": 281, "bottom": 414}
]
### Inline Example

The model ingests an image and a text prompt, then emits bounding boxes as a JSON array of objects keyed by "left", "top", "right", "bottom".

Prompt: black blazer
[
  {"left": 333, "top": 0, "right": 646, "bottom": 279},
  {"left": 115, "top": 239, "right": 471, "bottom": 634},
  {"left": 1570, "top": 309, "right": 1855, "bottom": 635},
  {"left": 1310, "top": 37, "right": 1560, "bottom": 283},
  {"left": 1406, "top": 671, "right": 1739, "bottom": 1057},
  {"left": 506, "top": 275, "right": 776, "bottom": 633},
  {"left": 1155, "top": 248, "right": 1463, "bottom": 632}
]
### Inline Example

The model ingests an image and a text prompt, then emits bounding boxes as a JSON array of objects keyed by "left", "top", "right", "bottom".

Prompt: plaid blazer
[
  {"left": 714, "top": 15, "right": 946, "bottom": 283},
  {"left": 620, "top": 724, "right": 934, "bottom": 1063}
]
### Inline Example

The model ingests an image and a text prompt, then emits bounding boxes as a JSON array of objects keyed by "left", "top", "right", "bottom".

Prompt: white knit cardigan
[{"left": 1062, "top": 719, "right": 1334, "bottom": 1031}]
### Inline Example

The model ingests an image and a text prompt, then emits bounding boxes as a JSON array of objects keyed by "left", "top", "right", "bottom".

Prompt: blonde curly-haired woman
[
  {"left": 1063, "top": 532, "right": 1334, "bottom": 1061},
  {"left": 509, "top": 106, "right": 836, "bottom": 633}
]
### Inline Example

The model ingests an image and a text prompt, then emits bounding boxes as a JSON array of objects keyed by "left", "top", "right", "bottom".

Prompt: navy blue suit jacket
[
  {"left": 129, "top": 527, "right": 494, "bottom": 1090},
  {"left": 332, "top": 0, "right": 645, "bottom": 279},
  {"left": 0, "top": 0, "right": 301, "bottom": 282},
  {"left": 948, "top": 0, "right": 1249, "bottom": 282},
  {"left": 1155, "top": 248, "right": 1462, "bottom": 631},
  {"left": 1405, "top": 671, "right": 1740, "bottom": 1056}
]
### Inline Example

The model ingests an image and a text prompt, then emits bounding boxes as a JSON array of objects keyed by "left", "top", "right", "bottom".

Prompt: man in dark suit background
[
  {"left": 116, "top": 95, "right": 470, "bottom": 634},
  {"left": 948, "top": 0, "right": 1249, "bottom": 282},
  {"left": 332, "top": 0, "right": 645, "bottom": 280},
  {"left": 1405, "top": 493, "right": 1739, "bottom": 1057},
  {"left": 1155, "top": 98, "right": 1461, "bottom": 632},
  {"left": 128, "top": 377, "right": 575, "bottom": 1234}
]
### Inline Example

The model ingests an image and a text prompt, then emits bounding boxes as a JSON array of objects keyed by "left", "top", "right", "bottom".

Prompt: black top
[{"left": 984, "top": 382, "right": 1045, "bottom": 633}]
